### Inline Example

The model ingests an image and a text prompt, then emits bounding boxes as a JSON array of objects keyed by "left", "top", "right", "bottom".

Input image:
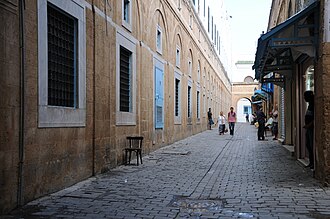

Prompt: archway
[{"left": 231, "top": 82, "right": 258, "bottom": 122}]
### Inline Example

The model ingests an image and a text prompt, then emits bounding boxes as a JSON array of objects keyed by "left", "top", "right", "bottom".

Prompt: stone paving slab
[{"left": 2, "top": 123, "right": 330, "bottom": 219}]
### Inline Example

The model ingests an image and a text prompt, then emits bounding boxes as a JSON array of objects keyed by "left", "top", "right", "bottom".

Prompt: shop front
[
  {"left": 251, "top": 89, "right": 268, "bottom": 114},
  {"left": 253, "top": 2, "right": 319, "bottom": 167}
]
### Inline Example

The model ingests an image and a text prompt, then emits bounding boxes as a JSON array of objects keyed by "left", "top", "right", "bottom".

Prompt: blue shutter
[{"left": 155, "top": 67, "right": 164, "bottom": 128}]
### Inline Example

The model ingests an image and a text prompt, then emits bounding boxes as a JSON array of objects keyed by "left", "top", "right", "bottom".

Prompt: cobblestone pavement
[{"left": 3, "top": 123, "right": 330, "bottom": 219}]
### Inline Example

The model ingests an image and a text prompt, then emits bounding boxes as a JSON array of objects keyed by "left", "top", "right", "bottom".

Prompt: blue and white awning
[{"left": 253, "top": 1, "right": 319, "bottom": 84}]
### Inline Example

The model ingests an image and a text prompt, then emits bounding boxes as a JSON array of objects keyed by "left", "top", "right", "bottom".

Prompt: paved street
[{"left": 3, "top": 123, "right": 330, "bottom": 219}]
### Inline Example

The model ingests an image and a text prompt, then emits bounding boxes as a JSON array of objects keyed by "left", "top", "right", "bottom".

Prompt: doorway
[
  {"left": 298, "top": 65, "right": 314, "bottom": 163},
  {"left": 236, "top": 98, "right": 252, "bottom": 123}
]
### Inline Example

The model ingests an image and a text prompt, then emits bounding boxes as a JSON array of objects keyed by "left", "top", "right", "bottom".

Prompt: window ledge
[{"left": 38, "top": 105, "right": 86, "bottom": 127}]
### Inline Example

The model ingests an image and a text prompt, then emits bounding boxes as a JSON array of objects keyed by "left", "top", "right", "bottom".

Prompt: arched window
[
  {"left": 176, "top": 34, "right": 182, "bottom": 68},
  {"left": 244, "top": 76, "right": 254, "bottom": 83},
  {"left": 156, "top": 25, "right": 162, "bottom": 54},
  {"left": 188, "top": 49, "right": 193, "bottom": 77}
]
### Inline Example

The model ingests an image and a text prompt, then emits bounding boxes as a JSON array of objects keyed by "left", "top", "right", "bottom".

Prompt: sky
[{"left": 225, "top": 0, "right": 273, "bottom": 60}]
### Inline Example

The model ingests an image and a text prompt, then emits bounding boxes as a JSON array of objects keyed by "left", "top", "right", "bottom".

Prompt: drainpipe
[
  {"left": 17, "top": 0, "right": 26, "bottom": 207},
  {"left": 92, "top": 1, "right": 96, "bottom": 176}
]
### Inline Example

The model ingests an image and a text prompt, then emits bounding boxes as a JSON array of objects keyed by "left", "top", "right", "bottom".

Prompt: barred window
[
  {"left": 175, "top": 79, "right": 180, "bottom": 116},
  {"left": 188, "top": 86, "right": 191, "bottom": 118},
  {"left": 38, "top": 0, "right": 86, "bottom": 128},
  {"left": 120, "top": 46, "right": 132, "bottom": 112},
  {"left": 47, "top": 3, "right": 77, "bottom": 107},
  {"left": 197, "top": 91, "right": 200, "bottom": 118},
  {"left": 123, "top": 0, "right": 130, "bottom": 23}
]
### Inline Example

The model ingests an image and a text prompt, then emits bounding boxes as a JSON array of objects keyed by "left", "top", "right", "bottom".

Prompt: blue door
[{"left": 155, "top": 67, "right": 164, "bottom": 128}]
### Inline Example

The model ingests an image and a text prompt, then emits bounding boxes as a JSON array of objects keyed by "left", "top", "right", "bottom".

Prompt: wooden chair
[
  {"left": 124, "top": 136, "right": 143, "bottom": 166},
  {"left": 265, "top": 125, "right": 272, "bottom": 136}
]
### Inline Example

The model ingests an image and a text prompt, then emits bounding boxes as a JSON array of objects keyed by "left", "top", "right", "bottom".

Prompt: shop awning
[
  {"left": 261, "top": 81, "right": 274, "bottom": 94},
  {"left": 253, "top": 1, "right": 319, "bottom": 83},
  {"left": 251, "top": 89, "right": 268, "bottom": 103},
  {"left": 251, "top": 100, "right": 263, "bottom": 105}
]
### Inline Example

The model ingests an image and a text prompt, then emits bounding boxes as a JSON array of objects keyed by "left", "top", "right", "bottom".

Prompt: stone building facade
[
  {"left": 231, "top": 60, "right": 259, "bottom": 122},
  {"left": 231, "top": 82, "right": 258, "bottom": 110},
  {"left": 0, "top": 0, "right": 231, "bottom": 213},
  {"left": 254, "top": 0, "right": 330, "bottom": 185}
]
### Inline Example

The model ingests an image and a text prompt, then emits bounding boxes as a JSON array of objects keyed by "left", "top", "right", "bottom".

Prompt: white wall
[
  {"left": 231, "top": 54, "right": 255, "bottom": 83},
  {"left": 236, "top": 98, "right": 252, "bottom": 123},
  {"left": 194, "top": 0, "right": 232, "bottom": 75}
]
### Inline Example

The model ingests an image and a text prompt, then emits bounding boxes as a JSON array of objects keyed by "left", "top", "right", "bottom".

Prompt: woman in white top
[
  {"left": 218, "top": 111, "right": 226, "bottom": 135},
  {"left": 272, "top": 105, "right": 279, "bottom": 140}
]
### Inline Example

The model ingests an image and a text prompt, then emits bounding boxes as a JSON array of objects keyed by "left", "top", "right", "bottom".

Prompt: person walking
[
  {"left": 304, "top": 91, "right": 314, "bottom": 169},
  {"left": 217, "top": 111, "right": 226, "bottom": 135},
  {"left": 207, "top": 108, "right": 213, "bottom": 130},
  {"left": 227, "top": 107, "right": 236, "bottom": 136},
  {"left": 256, "top": 106, "right": 266, "bottom": 140}
]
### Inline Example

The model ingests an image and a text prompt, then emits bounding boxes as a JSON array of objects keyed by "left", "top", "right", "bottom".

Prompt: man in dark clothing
[
  {"left": 256, "top": 107, "right": 266, "bottom": 140},
  {"left": 207, "top": 108, "right": 213, "bottom": 130},
  {"left": 304, "top": 91, "right": 314, "bottom": 169}
]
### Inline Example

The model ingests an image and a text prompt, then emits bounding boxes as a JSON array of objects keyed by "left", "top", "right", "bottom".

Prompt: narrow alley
[{"left": 4, "top": 123, "right": 330, "bottom": 219}]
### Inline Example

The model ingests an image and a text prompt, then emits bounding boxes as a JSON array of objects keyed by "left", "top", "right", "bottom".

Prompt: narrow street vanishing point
[{"left": 4, "top": 123, "right": 330, "bottom": 219}]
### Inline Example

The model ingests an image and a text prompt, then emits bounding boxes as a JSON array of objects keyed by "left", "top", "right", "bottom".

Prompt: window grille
[
  {"left": 175, "top": 79, "right": 180, "bottom": 116},
  {"left": 123, "top": 0, "right": 130, "bottom": 23},
  {"left": 197, "top": 91, "right": 200, "bottom": 118},
  {"left": 47, "top": 3, "right": 77, "bottom": 107},
  {"left": 188, "top": 86, "right": 191, "bottom": 118},
  {"left": 120, "top": 46, "right": 132, "bottom": 112}
]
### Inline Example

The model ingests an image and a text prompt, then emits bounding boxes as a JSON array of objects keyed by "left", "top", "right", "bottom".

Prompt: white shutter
[{"left": 281, "top": 87, "right": 285, "bottom": 139}]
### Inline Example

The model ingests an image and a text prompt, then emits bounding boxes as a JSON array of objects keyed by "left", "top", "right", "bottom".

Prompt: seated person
[
  {"left": 265, "top": 113, "right": 273, "bottom": 136},
  {"left": 249, "top": 113, "right": 255, "bottom": 125}
]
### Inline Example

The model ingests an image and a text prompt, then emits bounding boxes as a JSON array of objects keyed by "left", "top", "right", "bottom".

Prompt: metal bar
[{"left": 264, "top": 65, "right": 292, "bottom": 71}]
